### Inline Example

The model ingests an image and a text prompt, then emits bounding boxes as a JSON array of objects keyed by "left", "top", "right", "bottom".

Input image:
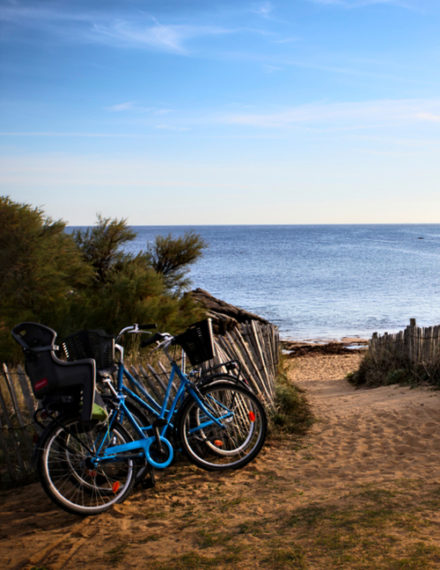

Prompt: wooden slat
[
  {"left": 16, "top": 365, "right": 36, "bottom": 417},
  {"left": 0, "top": 377, "right": 27, "bottom": 478},
  {"left": 2, "top": 363, "right": 25, "bottom": 426}
]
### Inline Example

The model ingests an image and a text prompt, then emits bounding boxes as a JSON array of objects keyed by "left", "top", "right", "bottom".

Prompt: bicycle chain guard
[{"left": 146, "top": 436, "right": 174, "bottom": 469}]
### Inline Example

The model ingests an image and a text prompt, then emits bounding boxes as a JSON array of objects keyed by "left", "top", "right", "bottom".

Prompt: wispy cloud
[
  {"left": 416, "top": 112, "right": 440, "bottom": 123},
  {"left": 251, "top": 2, "right": 274, "bottom": 18},
  {"left": 0, "top": 131, "right": 141, "bottom": 138},
  {"left": 3, "top": 99, "right": 440, "bottom": 136},
  {"left": 106, "top": 101, "right": 137, "bottom": 112},
  {"left": 0, "top": 3, "right": 234, "bottom": 54},
  {"left": 91, "top": 19, "right": 231, "bottom": 54},
  {"left": 105, "top": 102, "right": 173, "bottom": 115},
  {"left": 308, "top": 0, "right": 420, "bottom": 9},
  {"left": 219, "top": 99, "right": 440, "bottom": 129}
]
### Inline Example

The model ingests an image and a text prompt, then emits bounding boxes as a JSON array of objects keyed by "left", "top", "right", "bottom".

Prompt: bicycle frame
[{"left": 95, "top": 346, "right": 233, "bottom": 470}]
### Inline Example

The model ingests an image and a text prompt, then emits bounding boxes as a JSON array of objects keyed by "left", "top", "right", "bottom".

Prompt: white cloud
[
  {"left": 106, "top": 101, "right": 137, "bottom": 112},
  {"left": 220, "top": 99, "right": 440, "bottom": 129},
  {"left": 308, "top": 0, "right": 418, "bottom": 8},
  {"left": 416, "top": 112, "right": 440, "bottom": 123},
  {"left": 0, "top": 4, "right": 234, "bottom": 54},
  {"left": 0, "top": 131, "right": 139, "bottom": 138},
  {"left": 91, "top": 20, "right": 190, "bottom": 54},
  {"left": 251, "top": 2, "right": 274, "bottom": 18},
  {"left": 105, "top": 102, "right": 174, "bottom": 116}
]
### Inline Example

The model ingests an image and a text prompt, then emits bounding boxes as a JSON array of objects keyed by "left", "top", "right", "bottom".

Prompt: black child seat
[{"left": 12, "top": 322, "right": 96, "bottom": 423}]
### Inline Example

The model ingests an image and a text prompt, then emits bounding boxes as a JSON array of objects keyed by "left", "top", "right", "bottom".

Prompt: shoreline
[{"left": 281, "top": 337, "right": 369, "bottom": 358}]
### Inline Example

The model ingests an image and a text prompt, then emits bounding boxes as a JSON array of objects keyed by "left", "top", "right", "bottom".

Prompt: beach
[{"left": 2, "top": 350, "right": 440, "bottom": 568}]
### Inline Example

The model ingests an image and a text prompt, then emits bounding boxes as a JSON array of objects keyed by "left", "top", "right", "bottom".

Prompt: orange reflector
[
  {"left": 112, "top": 481, "right": 120, "bottom": 493},
  {"left": 248, "top": 411, "right": 256, "bottom": 422},
  {"left": 213, "top": 439, "right": 224, "bottom": 447}
]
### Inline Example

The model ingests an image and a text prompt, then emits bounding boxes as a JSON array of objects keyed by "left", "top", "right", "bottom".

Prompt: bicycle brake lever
[{"left": 140, "top": 332, "right": 163, "bottom": 348}]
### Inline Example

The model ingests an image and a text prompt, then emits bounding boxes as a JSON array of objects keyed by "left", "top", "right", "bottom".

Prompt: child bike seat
[{"left": 12, "top": 322, "right": 96, "bottom": 422}]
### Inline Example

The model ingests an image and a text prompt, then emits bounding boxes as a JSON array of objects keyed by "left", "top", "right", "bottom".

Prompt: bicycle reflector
[
  {"left": 248, "top": 411, "right": 256, "bottom": 422},
  {"left": 34, "top": 378, "right": 49, "bottom": 391}
]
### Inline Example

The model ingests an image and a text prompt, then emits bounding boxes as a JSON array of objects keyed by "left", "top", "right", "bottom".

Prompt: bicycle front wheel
[
  {"left": 37, "top": 417, "right": 135, "bottom": 515},
  {"left": 178, "top": 382, "right": 267, "bottom": 471}
]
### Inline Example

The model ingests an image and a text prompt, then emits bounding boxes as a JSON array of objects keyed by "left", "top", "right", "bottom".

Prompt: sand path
[
  {"left": 291, "top": 354, "right": 440, "bottom": 493},
  {"left": 2, "top": 353, "right": 440, "bottom": 568}
]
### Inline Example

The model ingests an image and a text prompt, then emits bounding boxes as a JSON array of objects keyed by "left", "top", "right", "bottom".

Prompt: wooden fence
[
  {"left": 0, "top": 320, "right": 279, "bottom": 488},
  {"left": 369, "top": 318, "right": 440, "bottom": 371}
]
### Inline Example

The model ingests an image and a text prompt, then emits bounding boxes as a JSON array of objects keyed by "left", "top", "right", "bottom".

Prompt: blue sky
[{"left": 1, "top": 0, "right": 440, "bottom": 225}]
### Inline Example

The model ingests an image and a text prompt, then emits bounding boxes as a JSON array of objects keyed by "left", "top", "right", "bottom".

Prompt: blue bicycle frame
[{"left": 95, "top": 356, "right": 232, "bottom": 470}]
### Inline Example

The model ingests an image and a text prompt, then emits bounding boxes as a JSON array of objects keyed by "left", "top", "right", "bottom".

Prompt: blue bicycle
[{"left": 12, "top": 321, "right": 267, "bottom": 515}]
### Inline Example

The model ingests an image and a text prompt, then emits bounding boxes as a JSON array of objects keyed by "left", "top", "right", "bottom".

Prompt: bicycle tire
[
  {"left": 178, "top": 381, "right": 267, "bottom": 471},
  {"left": 37, "top": 416, "right": 135, "bottom": 515},
  {"left": 197, "top": 372, "right": 250, "bottom": 390}
]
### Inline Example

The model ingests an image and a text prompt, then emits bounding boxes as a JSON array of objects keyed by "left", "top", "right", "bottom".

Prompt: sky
[{"left": 1, "top": 0, "right": 440, "bottom": 225}]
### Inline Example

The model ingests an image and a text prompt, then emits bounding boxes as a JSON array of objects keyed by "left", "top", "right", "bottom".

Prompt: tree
[
  {"left": 73, "top": 220, "right": 206, "bottom": 334},
  {"left": 146, "top": 231, "right": 207, "bottom": 293},
  {"left": 0, "top": 196, "right": 93, "bottom": 360},
  {"left": 73, "top": 215, "right": 136, "bottom": 284},
  {"left": 0, "top": 198, "right": 207, "bottom": 362}
]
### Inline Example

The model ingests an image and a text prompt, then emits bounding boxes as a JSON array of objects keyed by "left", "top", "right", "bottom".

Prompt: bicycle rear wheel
[
  {"left": 178, "top": 382, "right": 267, "bottom": 471},
  {"left": 37, "top": 417, "right": 135, "bottom": 515}
]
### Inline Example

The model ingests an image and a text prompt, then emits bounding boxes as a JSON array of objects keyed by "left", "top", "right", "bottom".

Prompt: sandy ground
[{"left": 2, "top": 352, "right": 440, "bottom": 568}]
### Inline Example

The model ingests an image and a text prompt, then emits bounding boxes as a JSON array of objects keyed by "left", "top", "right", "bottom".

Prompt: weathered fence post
[{"left": 366, "top": 318, "right": 440, "bottom": 383}]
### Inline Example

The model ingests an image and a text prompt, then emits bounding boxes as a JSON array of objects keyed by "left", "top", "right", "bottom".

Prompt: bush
[
  {"left": 271, "top": 367, "right": 314, "bottom": 435},
  {"left": 0, "top": 196, "right": 93, "bottom": 361},
  {"left": 347, "top": 351, "right": 413, "bottom": 388},
  {"left": 0, "top": 196, "right": 206, "bottom": 362},
  {"left": 146, "top": 231, "right": 207, "bottom": 293},
  {"left": 71, "top": 218, "right": 206, "bottom": 335}
]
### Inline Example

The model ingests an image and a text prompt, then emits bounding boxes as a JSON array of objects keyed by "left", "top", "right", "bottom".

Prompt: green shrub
[
  {"left": 0, "top": 196, "right": 206, "bottom": 362},
  {"left": 271, "top": 367, "right": 314, "bottom": 435},
  {"left": 348, "top": 350, "right": 415, "bottom": 388}
]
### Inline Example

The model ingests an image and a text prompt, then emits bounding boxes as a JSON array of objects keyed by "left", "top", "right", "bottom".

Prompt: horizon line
[{"left": 66, "top": 222, "right": 440, "bottom": 228}]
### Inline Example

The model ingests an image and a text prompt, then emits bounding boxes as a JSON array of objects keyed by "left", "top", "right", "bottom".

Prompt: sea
[{"left": 72, "top": 224, "right": 440, "bottom": 342}]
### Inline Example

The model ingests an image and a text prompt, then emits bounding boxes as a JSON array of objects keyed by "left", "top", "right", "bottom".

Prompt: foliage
[
  {"left": 73, "top": 215, "right": 136, "bottom": 284},
  {"left": 0, "top": 196, "right": 93, "bottom": 361},
  {"left": 146, "top": 231, "right": 207, "bottom": 293},
  {"left": 0, "top": 196, "right": 206, "bottom": 362},
  {"left": 348, "top": 346, "right": 440, "bottom": 388},
  {"left": 71, "top": 218, "right": 206, "bottom": 335},
  {"left": 347, "top": 350, "right": 413, "bottom": 387},
  {"left": 271, "top": 363, "right": 314, "bottom": 435}
]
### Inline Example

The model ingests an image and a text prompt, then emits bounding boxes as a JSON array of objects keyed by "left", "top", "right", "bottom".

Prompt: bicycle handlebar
[
  {"left": 140, "top": 332, "right": 165, "bottom": 347},
  {"left": 116, "top": 323, "right": 155, "bottom": 340},
  {"left": 115, "top": 323, "right": 174, "bottom": 350}
]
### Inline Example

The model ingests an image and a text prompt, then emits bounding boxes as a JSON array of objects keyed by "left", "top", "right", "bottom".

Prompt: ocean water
[{"left": 79, "top": 224, "right": 440, "bottom": 341}]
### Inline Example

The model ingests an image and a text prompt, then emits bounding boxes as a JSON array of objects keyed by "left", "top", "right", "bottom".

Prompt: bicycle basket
[
  {"left": 173, "top": 319, "right": 214, "bottom": 366},
  {"left": 60, "top": 329, "right": 115, "bottom": 370}
]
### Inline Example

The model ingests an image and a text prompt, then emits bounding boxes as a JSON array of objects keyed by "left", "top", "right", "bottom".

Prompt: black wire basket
[
  {"left": 173, "top": 319, "right": 215, "bottom": 366},
  {"left": 60, "top": 329, "right": 115, "bottom": 370}
]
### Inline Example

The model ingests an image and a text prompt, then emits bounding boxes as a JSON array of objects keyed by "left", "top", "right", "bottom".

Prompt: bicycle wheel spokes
[
  {"left": 38, "top": 418, "right": 135, "bottom": 515},
  {"left": 179, "top": 382, "right": 267, "bottom": 470}
]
